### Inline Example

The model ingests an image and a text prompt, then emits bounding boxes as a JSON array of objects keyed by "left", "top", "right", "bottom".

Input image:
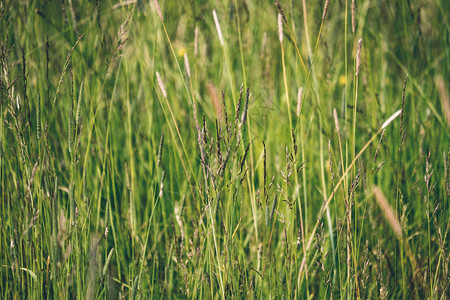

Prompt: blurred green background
[{"left": 0, "top": 0, "right": 449, "bottom": 298}]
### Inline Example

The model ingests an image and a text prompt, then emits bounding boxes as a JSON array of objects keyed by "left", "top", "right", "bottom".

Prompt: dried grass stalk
[
  {"left": 373, "top": 186, "right": 402, "bottom": 239},
  {"left": 436, "top": 75, "right": 450, "bottom": 127}
]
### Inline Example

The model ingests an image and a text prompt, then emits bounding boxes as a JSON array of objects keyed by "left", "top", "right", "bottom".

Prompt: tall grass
[{"left": 0, "top": 0, "right": 449, "bottom": 298}]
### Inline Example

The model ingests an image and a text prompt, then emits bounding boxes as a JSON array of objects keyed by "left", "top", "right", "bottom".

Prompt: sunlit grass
[{"left": 0, "top": 0, "right": 449, "bottom": 298}]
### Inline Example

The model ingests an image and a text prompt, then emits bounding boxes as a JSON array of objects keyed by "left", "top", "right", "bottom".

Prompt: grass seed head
[
  {"left": 352, "top": 0, "right": 356, "bottom": 33},
  {"left": 36, "top": 93, "right": 41, "bottom": 140},
  {"left": 157, "top": 133, "right": 164, "bottom": 167},
  {"left": 381, "top": 109, "right": 401, "bottom": 130},
  {"left": 240, "top": 88, "right": 250, "bottom": 129},
  {"left": 156, "top": 71, "right": 167, "bottom": 98},
  {"left": 275, "top": 0, "right": 287, "bottom": 24},
  {"left": 270, "top": 195, "right": 278, "bottom": 224},
  {"left": 104, "top": 200, "right": 109, "bottom": 238},
  {"left": 212, "top": 10, "right": 224, "bottom": 46},
  {"left": 373, "top": 186, "right": 402, "bottom": 239},
  {"left": 68, "top": 101, "right": 73, "bottom": 153},
  {"left": 436, "top": 75, "right": 450, "bottom": 127},
  {"left": 356, "top": 38, "right": 362, "bottom": 76},
  {"left": 322, "top": 0, "right": 330, "bottom": 20},
  {"left": 75, "top": 82, "right": 83, "bottom": 128},
  {"left": 184, "top": 53, "right": 191, "bottom": 78},
  {"left": 296, "top": 87, "right": 302, "bottom": 117},
  {"left": 159, "top": 170, "right": 165, "bottom": 198},
  {"left": 194, "top": 26, "right": 199, "bottom": 56},
  {"left": 154, "top": 0, "right": 163, "bottom": 22},
  {"left": 333, "top": 108, "right": 340, "bottom": 133},
  {"left": 278, "top": 13, "right": 283, "bottom": 43}
]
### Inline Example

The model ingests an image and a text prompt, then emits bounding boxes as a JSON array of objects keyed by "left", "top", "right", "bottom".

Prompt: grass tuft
[{"left": 0, "top": 0, "right": 448, "bottom": 298}]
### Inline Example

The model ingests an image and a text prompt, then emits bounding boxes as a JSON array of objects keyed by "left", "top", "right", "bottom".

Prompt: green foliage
[{"left": 0, "top": 0, "right": 449, "bottom": 298}]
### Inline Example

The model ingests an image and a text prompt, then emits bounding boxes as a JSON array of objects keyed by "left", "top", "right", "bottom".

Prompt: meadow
[{"left": 0, "top": 0, "right": 449, "bottom": 298}]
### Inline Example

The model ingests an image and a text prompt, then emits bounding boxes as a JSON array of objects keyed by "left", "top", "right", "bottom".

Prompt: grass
[{"left": 1, "top": 0, "right": 449, "bottom": 298}]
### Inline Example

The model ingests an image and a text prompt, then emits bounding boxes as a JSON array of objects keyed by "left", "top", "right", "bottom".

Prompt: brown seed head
[
  {"left": 373, "top": 186, "right": 402, "bottom": 239},
  {"left": 356, "top": 38, "right": 362, "bottom": 76},
  {"left": 322, "top": 0, "right": 330, "bottom": 20},
  {"left": 275, "top": 0, "right": 287, "bottom": 24},
  {"left": 154, "top": 0, "right": 163, "bottom": 22}
]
